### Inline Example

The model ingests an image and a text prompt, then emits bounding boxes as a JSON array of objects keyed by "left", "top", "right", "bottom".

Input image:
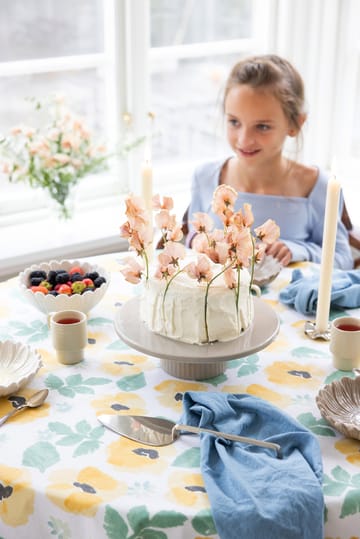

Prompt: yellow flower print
[
  {"left": 335, "top": 438, "right": 360, "bottom": 466},
  {"left": 245, "top": 384, "right": 292, "bottom": 408},
  {"left": 0, "top": 389, "right": 50, "bottom": 425},
  {"left": 100, "top": 352, "right": 155, "bottom": 377},
  {"left": 46, "top": 466, "right": 127, "bottom": 516},
  {"left": 35, "top": 347, "right": 59, "bottom": 372},
  {"left": 155, "top": 380, "right": 206, "bottom": 412},
  {"left": 265, "top": 361, "right": 325, "bottom": 389},
  {"left": 91, "top": 391, "right": 147, "bottom": 416},
  {"left": 0, "top": 465, "right": 35, "bottom": 526},
  {"left": 167, "top": 470, "right": 208, "bottom": 508},
  {"left": 107, "top": 435, "right": 176, "bottom": 472},
  {"left": 221, "top": 384, "right": 247, "bottom": 394},
  {"left": 264, "top": 333, "right": 290, "bottom": 353}
]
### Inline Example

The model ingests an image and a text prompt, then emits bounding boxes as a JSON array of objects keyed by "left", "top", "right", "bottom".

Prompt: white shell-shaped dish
[
  {"left": 0, "top": 340, "right": 42, "bottom": 397},
  {"left": 19, "top": 259, "right": 110, "bottom": 315},
  {"left": 316, "top": 376, "right": 360, "bottom": 440},
  {"left": 253, "top": 255, "right": 282, "bottom": 288}
]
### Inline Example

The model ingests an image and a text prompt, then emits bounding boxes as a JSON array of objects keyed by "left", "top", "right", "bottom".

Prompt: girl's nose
[{"left": 237, "top": 127, "right": 254, "bottom": 147}]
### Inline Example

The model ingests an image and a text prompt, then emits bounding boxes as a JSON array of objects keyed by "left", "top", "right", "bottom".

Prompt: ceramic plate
[
  {"left": 316, "top": 376, "right": 360, "bottom": 440},
  {"left": 0, "top": 340, "right": 42, "bottom": 397}
]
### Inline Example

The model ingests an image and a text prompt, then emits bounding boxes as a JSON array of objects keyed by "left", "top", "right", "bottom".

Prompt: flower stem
[
  {"left": 161, "top": 269, "right": 184, "bottom": 323},
  {"left": 204, "top": 262, "right": 233, "bottom": 343}
]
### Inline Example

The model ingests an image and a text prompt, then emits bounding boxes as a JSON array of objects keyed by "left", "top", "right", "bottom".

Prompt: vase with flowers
[
  {"left": 119, "top": 184, "right": 280, "bottom": 344},
  {"left": 0, "top": 94, "right": 141, "bottom": 219}
]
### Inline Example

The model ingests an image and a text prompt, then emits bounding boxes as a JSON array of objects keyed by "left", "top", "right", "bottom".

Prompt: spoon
[{"left": 0, "top": 388, "right": 49, "bottom": 427}]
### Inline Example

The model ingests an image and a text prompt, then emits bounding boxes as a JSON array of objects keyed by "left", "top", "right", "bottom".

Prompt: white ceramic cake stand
[{"left": 114, "top": 297, "right": 280, "bottom": 380}]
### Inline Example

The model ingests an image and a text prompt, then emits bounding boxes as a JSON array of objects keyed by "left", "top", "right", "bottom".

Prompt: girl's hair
[{"left": 223, "top": 54, "right": 305, "bottom": 131}]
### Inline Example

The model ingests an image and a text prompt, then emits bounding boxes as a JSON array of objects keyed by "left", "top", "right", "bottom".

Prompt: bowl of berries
[{"left": 19, "top": 259, "right": 110, "bottom": 315}]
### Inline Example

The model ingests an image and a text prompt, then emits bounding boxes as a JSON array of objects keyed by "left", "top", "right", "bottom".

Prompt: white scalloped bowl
[
  {"left": 0, "top": 340, "right": 42, "bottom": 397},
  {"left": 19, "top": 259, "right": 110, "bottom": 315}
]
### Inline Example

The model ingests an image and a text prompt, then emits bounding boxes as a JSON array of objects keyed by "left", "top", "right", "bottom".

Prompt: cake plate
[{"left": 114, "top": 297, "right": 280, "bottom": 380}]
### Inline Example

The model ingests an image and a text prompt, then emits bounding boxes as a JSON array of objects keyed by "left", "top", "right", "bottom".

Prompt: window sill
[
  {"left": 0, "top": 183, "right": 191, "bottom": 281},
  {"left": 0, "top": 198, "right": 127, "bottom": 281}
]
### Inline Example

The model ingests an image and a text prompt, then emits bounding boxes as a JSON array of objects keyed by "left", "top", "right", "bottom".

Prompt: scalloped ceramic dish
[
  {"left": 316, "top": 376, "right": 360, "bottom": 440},
  {"left": 19, "top": 259, "right": 110, "bottom": 315},
  {"left": 253, "top": 255, "right": 282, "bottom": 288},
  {"left": 0, "top": 340, "right": 42, "bottom": 397}
]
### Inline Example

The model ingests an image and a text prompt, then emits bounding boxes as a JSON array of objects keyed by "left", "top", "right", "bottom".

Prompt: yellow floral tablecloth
[{"left": 0, "top": 255, "right": 359, "bottom": 539}]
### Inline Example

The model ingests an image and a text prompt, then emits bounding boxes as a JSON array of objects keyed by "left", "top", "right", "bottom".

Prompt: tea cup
[
  {"left": 330, "top": 316, "right": 360, "bottom": 371},
  {"left": 49, "top": 309, "right": 87, "bottom": 365}
]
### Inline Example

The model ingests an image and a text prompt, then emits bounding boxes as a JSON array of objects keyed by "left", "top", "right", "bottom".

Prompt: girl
[{"left": 186, "top": 54, "right": 353, "bottom": 269}]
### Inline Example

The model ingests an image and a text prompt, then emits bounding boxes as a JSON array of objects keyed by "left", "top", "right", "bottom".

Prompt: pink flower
[
  {"left": 152, "top": 194, "right": 174, "bottom": 211},
  {"left": 228, "top": 226, "right": 253, "bottom": 267},
  {"left": 185, "top": 255, "right": 213, "bottom": 282},
  {"left": 212, "top": 184, "right": 237, "bottom": 215},
  {"left": 155, "top": 210, "right": 176, "bottom": 231},
  {"left": 255, "top": 219, "right": 280, "bottom": 245},
  {"left": 125, "top": 194, "right": 146, "bottom": 218},
  {"left": 232, "top": 203, "right": 254, "bottom": 228},
  {"left": 224, "top": 267, "right": 237, "bottom": 289},
  {"left": 191, "top": 212, "right": 214, "bottom": 234},
  {"left": 162, "top": 241, "right": 186, "bottom": 266},
  {"left": 120, "top": 257, "right": 144, "bottom": 284},
  {"left": 154, "top": 259, "right": 177, "bottom": 280},
  {"left": 192, "top": 233, "right": 209, "bottom": 253},
  {"left": 167, "top": 225, "right": 183, "bottom": 242}
]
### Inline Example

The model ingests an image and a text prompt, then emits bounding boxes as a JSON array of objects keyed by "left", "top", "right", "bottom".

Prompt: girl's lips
[{"left": 238, "top": 148, "right": 260, "bottom": 157}]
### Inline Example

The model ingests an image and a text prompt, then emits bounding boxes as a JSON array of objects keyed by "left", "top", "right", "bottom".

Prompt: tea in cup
[
  {"left": 330, "top": 316, "right": 360, "bottom": 371},
  {"left": 49, "top": 309, "right": 87, "bottom": 365}
]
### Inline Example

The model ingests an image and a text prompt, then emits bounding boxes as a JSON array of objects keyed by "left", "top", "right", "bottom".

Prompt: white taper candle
[{"left": 315, "top": 174, "right": 341, "bottom": 332}]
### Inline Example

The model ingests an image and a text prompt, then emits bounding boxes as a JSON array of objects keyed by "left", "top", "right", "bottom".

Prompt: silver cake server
[{"left": 97, "top": 414, "right": 282, "bottom": 458}]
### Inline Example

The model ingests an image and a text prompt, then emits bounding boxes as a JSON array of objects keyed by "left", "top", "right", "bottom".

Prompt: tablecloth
[{"left": 0, "top": 255, "right": 359, "bottom": 539}]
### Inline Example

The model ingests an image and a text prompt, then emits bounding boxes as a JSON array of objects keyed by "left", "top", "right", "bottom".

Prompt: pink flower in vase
[
  {"left": 152, "top": 194, "right": 174, "bottom": 211},
  {"left": 191, "top": 212, "right": 214, "bottom": 234},
  {"left": 185, "top": 254, "right": 213, "bottom": 283}
]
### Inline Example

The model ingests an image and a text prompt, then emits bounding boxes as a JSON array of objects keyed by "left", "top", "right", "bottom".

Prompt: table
[{"left": 0, "top": 254, "right": 359, "bottom": 539}]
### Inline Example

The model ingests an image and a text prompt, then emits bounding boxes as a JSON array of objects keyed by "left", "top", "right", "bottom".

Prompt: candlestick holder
[{"left": 304, "top": 321, "right": 331, "bottom": 341}]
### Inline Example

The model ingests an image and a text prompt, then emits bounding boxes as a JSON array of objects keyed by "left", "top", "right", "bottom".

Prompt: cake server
[{"left": 97, "top": 414, "right": 282, "bottom": 458}]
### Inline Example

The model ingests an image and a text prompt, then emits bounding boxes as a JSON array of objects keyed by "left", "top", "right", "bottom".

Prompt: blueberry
[
  {"left": 70, "top": 273, "right": 83, "bottom": 282},
  {"left": 49, "top": 290, "right": 59, "bottom": 296},
  {"left": 29, "top": 270, "right": 47, "bottom": 279},
  {"left": 30, "top": 277, "right": 43, "bottom": 286},
  {"left": 55, "top": 272, "right": 70, "bottom": 284},
  {"left": 85, "top": 271, "right": 99, "bottom": 281},
  {"left": 94, "top": 276, "right": 106, "bottom": 287},
  {"left": 47, "top": 270, "right": 57, "bottom": 285}
]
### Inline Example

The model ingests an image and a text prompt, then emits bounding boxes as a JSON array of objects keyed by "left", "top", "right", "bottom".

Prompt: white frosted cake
[{"left": 140, "top": 260, "right": 254, "bottom": 345}]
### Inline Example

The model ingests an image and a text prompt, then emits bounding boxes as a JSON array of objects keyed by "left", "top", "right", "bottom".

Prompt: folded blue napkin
[
  {"left": 279, "top": 268, "right": 360, "bottom": 315},
  {"left": 180, "top": 391, "right": 323, "bottom": 539}
]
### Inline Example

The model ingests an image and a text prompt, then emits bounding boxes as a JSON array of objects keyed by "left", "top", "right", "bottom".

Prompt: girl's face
[{"left": 224, "top": 84, "right": 293, "bottom": 166}]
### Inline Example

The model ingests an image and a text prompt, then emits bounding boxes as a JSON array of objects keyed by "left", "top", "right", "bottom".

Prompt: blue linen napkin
[
  {"left": 279, "top": 268, "right": 360, "bottom": 315},
  {"left": 180, "top": 391, "right": 323, "bottom": 539}
]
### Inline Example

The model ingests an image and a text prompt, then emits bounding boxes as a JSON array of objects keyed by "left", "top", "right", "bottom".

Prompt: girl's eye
[
  {"left": 257, "top": 124, "right": 271, "bottom": 131},
  {"left": 228, "top": 118, "right": 239, "bottom": 127}
]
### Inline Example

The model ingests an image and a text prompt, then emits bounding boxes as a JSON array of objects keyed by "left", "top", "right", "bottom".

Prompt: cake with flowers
[{"left": 120, "top": 186, "right": 279, "bottom": 345}]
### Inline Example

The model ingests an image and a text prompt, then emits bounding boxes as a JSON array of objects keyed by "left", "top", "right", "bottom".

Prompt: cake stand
[{"left": 114, "top": 297, "right": 280, "bottom": 380}]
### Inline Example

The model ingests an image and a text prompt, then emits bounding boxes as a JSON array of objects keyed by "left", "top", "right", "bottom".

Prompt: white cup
[
  {"left": 330, "top": 316, "right": 360, "bottom": 371},
  {"left": 49, "top": 310, "right": 87, "bottom": 365}
]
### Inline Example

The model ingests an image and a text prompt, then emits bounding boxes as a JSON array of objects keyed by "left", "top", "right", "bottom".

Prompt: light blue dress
[{"left": 186, "top": 158, "right": 353, "bottom": 270}]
